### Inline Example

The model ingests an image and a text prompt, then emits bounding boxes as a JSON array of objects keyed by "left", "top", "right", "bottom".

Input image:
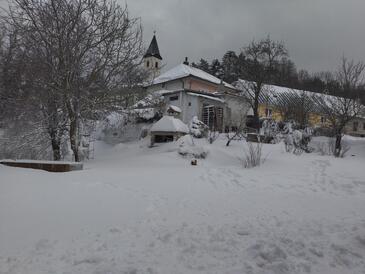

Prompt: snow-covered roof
[
  {"left": 153, "top": 64, "right": 236, "bottom": 90},
  {"left": 186, "top": 92, "right": 225, "bottom": 103},
  {"left": 151, "top": 116, "right": 189, "bottom": 133},
  {"left": 168, "top": 105, "right": 182, "bottom": 113},
  {"left": 234, "top": 79, "right": 348, "bottom": 113}
]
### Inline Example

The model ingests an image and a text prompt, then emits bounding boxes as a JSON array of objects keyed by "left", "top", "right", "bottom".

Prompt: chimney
[{"left": 183, "top": 57, "right": 189, "bottom": 66}]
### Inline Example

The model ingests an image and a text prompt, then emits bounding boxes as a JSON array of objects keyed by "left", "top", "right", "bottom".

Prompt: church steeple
[
  {"left": 144, "top": 33, "right": 162, "bottom": 60},
  {"left": 144, "top": 32, "right": 163, "bottom": 79}
]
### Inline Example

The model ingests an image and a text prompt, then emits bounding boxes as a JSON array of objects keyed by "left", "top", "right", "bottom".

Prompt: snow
[
  {"left": 153, "top": 64, "right": 236, "bottom": 90},
  {"left": 186, "top": 92, "right": 225, "bottom": 103},
  {"left": 168, "top": 105, "right": 182, "bottom": 113},
  {"left": 0, "top": 159, "right": 81, "bottom": 165},
  {"left": 132, "top": 107, "right": 156, "bottom": 120},
  {"left": 151, "top": 116, "right": 189, "bottom": 133},
  {"left": 1, "top": 136, "right": 365, "bottom": 273}
]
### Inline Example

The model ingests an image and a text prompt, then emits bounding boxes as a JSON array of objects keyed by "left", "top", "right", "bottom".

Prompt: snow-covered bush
[
  {"left": 177, "top": 135, "right": 209, "bottom": 159},
  {"left": 316, "top": 137, "right": 350, "bottom": 158},
  {"left": 284, "top": 129, "right": 313, "bottom": 155},
  {"left": 189, "top": 116, "right": 209, "bottom": 138},
  {"left": 132, "top": 93, "right": 165, "bottom": 123},
  {"left": 95, "top": 112, "right": 149, "bottom": 144},
  {"left": 242, "top": 142, "right": 264, "bottom": 168},
  {"left": 260, "top": 118, "right": 279, "bottom": 138},
  {"left": 178, "top": 145, "right": 209, "bottom": 159}
]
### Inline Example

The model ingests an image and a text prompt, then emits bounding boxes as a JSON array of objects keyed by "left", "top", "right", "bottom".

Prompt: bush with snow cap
[
  {"left": 189, "top": 116, "right": 209, "bottom": 138},
  {"left": 284, "top": 129, "right": 313, "bottom": 154},
  {"left": 177, "top": 135, "right": 209, "bottom": 159}
]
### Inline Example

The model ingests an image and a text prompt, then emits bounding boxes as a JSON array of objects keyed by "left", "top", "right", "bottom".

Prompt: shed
[
  {"left": 150, "top": 116, "right": 189, "bottom": 145},
  {"left": 166, "top": 105, "right": 182, "bottom": 119}
]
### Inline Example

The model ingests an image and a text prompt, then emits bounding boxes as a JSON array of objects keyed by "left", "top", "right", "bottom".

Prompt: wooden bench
[{"left": 0, "top": 160, "right": 83, "bottom": 173}]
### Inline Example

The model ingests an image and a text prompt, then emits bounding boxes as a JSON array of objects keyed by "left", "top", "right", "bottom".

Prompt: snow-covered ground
[{"left": 1, "top": 136, "right": 365, "bottom": 274}]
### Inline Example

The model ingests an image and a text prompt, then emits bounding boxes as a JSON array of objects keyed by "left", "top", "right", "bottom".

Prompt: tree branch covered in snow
[{"left": 1, "top": 0, "right": 145, "bottom": 161}]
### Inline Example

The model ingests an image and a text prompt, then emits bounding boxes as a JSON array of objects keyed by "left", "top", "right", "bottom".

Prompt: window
[
  {"left": 265, "top": 108, "right": 272, "bottom": 118},
  {"left": 146, "top": 61, "right": 150, "bottom": 68},
  {"left": 155, "top": 135, "right": 174, "bottom": 143},
  {"left": 321, "top": 116, "right": 326, "bottom": 124},
  {"left": 363, "top": 122, "right": 365, "bottom": 130},
  {"left": 202, "top": 105, "right": 215, "bottom": 129},
  {"left": 169, "top": 95, "right": 179, "bottom": 101},
  {"left": 155, "top": 62, "right": 158, "bottom": 68},
  {"left": 188, "top": 102, "right": 191, "bottom": 106},
  {"left": 202, "top": 105, "right": 224, "bottom": 132},
  {"left": 353, "top": 121, "right": 359, "bottom": 132}
]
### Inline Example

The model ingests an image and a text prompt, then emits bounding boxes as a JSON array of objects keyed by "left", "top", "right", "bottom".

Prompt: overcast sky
[{"left": 125, "top": 0, "right": 365, "bottom": 73}]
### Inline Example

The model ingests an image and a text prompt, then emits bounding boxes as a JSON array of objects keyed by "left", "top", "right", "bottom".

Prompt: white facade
[
  {"left": 146, "top": 64, "right": 251, "bottom": 132},
  {"left": 144, "top": 56, "right": 162, "bottom": 80}
]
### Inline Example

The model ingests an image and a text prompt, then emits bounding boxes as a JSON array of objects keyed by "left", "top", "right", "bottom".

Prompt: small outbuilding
[{"left": 150, "top": 116, "right": 189, "bottom": 145}]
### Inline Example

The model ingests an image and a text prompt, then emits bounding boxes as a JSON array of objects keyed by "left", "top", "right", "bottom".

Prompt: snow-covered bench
[{"left": 0, "top": 160, "right": 83, "bottom": 172}]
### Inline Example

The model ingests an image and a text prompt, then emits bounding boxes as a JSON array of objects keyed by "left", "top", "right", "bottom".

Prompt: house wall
[
  {"left": 345, "top": 118, "right": 365, "bottom": 137},
  {"left": 257, "top": 104, "right": 333, "bottom": 128},
  {"left": 164, "top": 92, "right": 200, "bottom": 124},
  {"left": 164, "top": 91, "right": 226, "bottom": 127},
  {"left": 187, "top": 78, "right": 218, "bottom": 93},
  {"left": 182, "top": 95, "right": 200, "bottom": 124},
  {"left": 307, "top": 113, "right": 333, "bottom": 128},
  {"left": 258, "top": 105, "right": 283, "bottom": 122},
  {"left": 147, "top": 79, "right": 185, "bottom": 93},
  {"left": 147, "top": 76, "right": 236, "bottom": 94},
  {"left": 256, "top": 103, "right": 365, "bottom": 136}
]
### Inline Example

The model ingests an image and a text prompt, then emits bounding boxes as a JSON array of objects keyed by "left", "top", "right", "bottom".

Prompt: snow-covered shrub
[
  {"left": 96, "top": 112, "right": 149, "bottom": 144},
  {"left": 260, "top": 118, "right": 279, "bottom": 138},
  {"left": 284, "top": 129, "right": 313, "bottom": 155},
  {"left": 178, "top": 145, "right": 209, "bottom": 159},
  {"left": 189, "top": 116, "right": 209, "bottom": 138},
  {"left": 177, "top": 135, "right": 209, "bottom": 159},
  {"left": 208, "top": 131, "right": 220, "bottom": 144},
  {"left": 99, "top": 112, "right": 127, "bottom": 140},
  {"left": 242, "top": 142, "right": 264, "bottom": 168},
  {"left": 316, "top": 137, "right": 350, "bottom": 158},
  {"left": 132, "top": 93, "right": 165, "bottom": 123}
]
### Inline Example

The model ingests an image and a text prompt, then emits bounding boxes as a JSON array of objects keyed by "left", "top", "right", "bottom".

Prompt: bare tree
[
  {"left": 4, "top": 0, "right": 144, "bottom": 161},
  {"left": 276, "top": 89, "right": 314, "bottom": 128},
  {"left": 239, "top": 36, "right": 288, "bottom": 128},
  {"left": 314, "top": 56, "right": 365, "bottom": 157}
]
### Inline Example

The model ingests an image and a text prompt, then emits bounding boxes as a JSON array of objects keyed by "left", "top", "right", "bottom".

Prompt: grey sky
[{"left": 125, "top": 0, "right": 365, "bottom": 73}]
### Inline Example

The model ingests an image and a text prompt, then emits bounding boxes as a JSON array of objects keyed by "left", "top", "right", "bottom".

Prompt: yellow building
[{"left": 235, "top": 80, "right": 363, "bottom": 136}]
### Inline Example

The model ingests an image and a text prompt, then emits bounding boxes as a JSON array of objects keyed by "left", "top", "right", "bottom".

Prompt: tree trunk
[
  {"left": 253, "top": 96, "right": 260, "bottom": 130},
  {"left": 69, "top": 115, "right": 80, "bottom": 162},
  {"left": 48, "top": 128, "right": 61, "bottom": 161},
  {"left": 51, "top": 138, "right": 61, "bottom": 161},
  {"left": 334, "top": 130, "right": 342, "bottom": 158}
]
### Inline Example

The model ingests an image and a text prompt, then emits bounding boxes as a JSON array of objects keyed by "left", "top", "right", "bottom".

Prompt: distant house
[
  {"left": 345, "top": 117, "right": 365, "bottom": 137},
  {"left": 141, "top": 35, "right": 250, "bottom": 132},
  {"left": 144, "top": 61, "right": 250, "bottom": 132},
  {"left": 234, "top": 79, "right": 365, "bottom": 136}
]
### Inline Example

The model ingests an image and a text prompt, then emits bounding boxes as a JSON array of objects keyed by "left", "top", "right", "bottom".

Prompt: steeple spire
[{"left": 144, "top": 33, "right": 162, "bottom": 60}]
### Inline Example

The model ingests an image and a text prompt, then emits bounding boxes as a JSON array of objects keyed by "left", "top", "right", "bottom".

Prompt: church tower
[{"left": 144, "top": 32, "right": 163, "bottom": 79}]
